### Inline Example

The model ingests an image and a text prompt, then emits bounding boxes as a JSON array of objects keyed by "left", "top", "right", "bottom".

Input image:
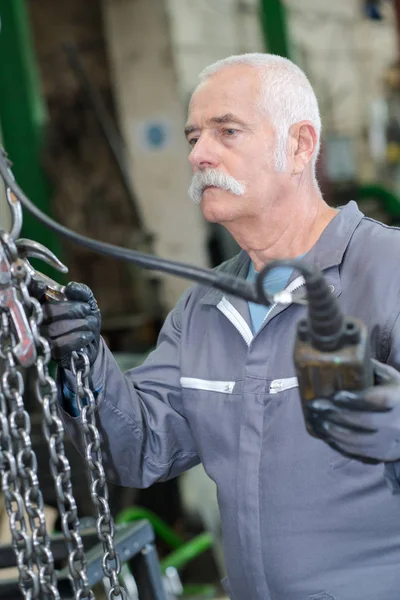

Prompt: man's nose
[{"left": 189, "top": 135, "right": 220, "bottom": 170}]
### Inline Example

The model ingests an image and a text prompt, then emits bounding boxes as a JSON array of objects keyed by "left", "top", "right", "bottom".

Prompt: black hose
[{"left": 0, "top": 154, "right": 262, "bottom": 305}]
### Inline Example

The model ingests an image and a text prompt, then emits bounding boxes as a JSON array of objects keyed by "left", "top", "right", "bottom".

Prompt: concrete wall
[
  {"left": 102, "top": 0, "right": 210, "bottom": 309},
  {"left": 167, "top": 0, "right": 264, "bottom": 100}
]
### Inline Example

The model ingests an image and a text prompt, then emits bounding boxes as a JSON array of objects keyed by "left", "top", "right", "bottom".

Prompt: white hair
[{"left": 198, "top": 53, "right": 321, "bottom": 175}]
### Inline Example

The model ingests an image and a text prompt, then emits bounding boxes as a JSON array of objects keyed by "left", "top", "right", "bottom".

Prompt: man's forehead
[
  {"left": 188, "top": 68, "right": 260, "bottom": 121},
  {"left": 191, "top": 70, "right": 258, "bottom": 102}
]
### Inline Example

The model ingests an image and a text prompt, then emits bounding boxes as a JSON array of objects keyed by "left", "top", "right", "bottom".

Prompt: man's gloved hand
[
  {"left": 31, "top": 281, "right": 101, "bottom": 370},
  {"left": 306, "top": 359, "right": 400, "bottom": 463}
]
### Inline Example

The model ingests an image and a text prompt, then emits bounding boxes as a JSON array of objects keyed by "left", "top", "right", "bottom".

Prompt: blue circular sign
[{"left": 146, "top": 124, "right": 166, "bottom": 149}]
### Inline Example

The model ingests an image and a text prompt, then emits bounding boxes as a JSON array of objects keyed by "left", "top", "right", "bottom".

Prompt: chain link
[{"left": 72, "top": 351, "right": 128, "bottom": 600}]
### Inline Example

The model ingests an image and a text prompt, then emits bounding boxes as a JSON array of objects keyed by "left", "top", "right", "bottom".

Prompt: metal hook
[
  {"left": 0, "top": 234, "right": 36, "bottom": 367},
  {"left": 16, "top": 239, "right": 68, "bottom": 274},
  {"left": 16, "top": 239, "right": 68, "bottom": 301},
  {"left": 6, "top": 184, "right": 23, "bottom": 241}
]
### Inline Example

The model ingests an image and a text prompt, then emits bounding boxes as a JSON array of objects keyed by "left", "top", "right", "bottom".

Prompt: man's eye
[
  {"left": 223, "top": 128, "right": 238, "bottom": 136},
  {"left": 188, "top": 138, "right": 198, "bottom": 147}
]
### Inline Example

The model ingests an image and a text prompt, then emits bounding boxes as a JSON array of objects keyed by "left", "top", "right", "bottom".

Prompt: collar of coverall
[{"left": 200, "top": 200, "right": 364, "bottom": 306}]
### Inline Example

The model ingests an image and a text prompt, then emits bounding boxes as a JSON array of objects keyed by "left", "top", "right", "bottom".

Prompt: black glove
[
  {"left": 306, "top": 359, "right": 400, "bottom": 463},
  {"left": 31, "top": 280, "right": 101, "bottom": 369}
]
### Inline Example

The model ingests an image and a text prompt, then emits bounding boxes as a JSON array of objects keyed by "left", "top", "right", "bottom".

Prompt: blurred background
[{"left": 1, "top": 0, "right": 400, "bottom": 598}]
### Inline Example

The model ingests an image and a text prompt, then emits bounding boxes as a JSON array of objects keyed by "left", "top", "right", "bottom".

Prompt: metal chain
[
  {"left": 10, "top": 241, "right": 96, "bottom": 600},
  {"left": 0, "top": 229, "right": 127, "bottom": 599},
  {"left": 0, "top": 364, "right": 39, "bottom": 600},
  {"left": 72, "top": 351, "right": 127, "bottom": 600},
  {"left": 0, "top": 234, "right": 60, "bottom": 599}
]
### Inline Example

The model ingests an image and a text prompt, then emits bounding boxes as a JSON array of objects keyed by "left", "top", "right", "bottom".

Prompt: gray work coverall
[{"left": 60, "top": 202, "right": 400, "bottom": 600}]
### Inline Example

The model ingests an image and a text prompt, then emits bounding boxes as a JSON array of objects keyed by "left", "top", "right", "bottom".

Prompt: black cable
[{"left": 0, "top": 152, "right": 262, "bottom": 306}]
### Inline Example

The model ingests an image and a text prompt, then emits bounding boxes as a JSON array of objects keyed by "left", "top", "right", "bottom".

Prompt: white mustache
[{"left": 188, "top": 169, "right": 246, "bottom": 204}]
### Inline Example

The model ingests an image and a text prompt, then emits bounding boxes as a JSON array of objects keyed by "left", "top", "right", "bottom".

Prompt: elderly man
[{"left": 40, "top": 54, "right": 400, "bottom": 600}]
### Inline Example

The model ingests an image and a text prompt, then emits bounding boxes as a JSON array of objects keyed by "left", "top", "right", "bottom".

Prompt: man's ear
[{"left": 289, "top": 121, "right": 317, "bottom": 175}]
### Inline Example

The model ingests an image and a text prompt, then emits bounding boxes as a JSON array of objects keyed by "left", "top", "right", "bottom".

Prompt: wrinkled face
[{"left": 186, "top": 65, "right": 289, "bottom": 224}]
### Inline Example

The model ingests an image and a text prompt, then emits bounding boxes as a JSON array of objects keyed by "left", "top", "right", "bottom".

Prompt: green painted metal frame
[
  {"left": 259, "top": 0, "right": 292, "bottom": 59},
  {"left": 0, "top": 0, "right": 61, "bottom": 266}
]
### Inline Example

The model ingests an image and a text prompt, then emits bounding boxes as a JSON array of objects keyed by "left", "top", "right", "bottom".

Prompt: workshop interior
[{"left": 1, "top": 0, "right": 400, "bottom": 599}]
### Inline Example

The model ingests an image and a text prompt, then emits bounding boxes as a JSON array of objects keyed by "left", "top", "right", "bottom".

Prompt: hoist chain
[
  {"left": 0, "top": 231, "right": 95, "bottom": 599},
  {"left": 72, "top": 351, "right": 127, "bottom": 600},
  {"left": 0, "top": 238, "right": 59, "bottom": 599}
]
